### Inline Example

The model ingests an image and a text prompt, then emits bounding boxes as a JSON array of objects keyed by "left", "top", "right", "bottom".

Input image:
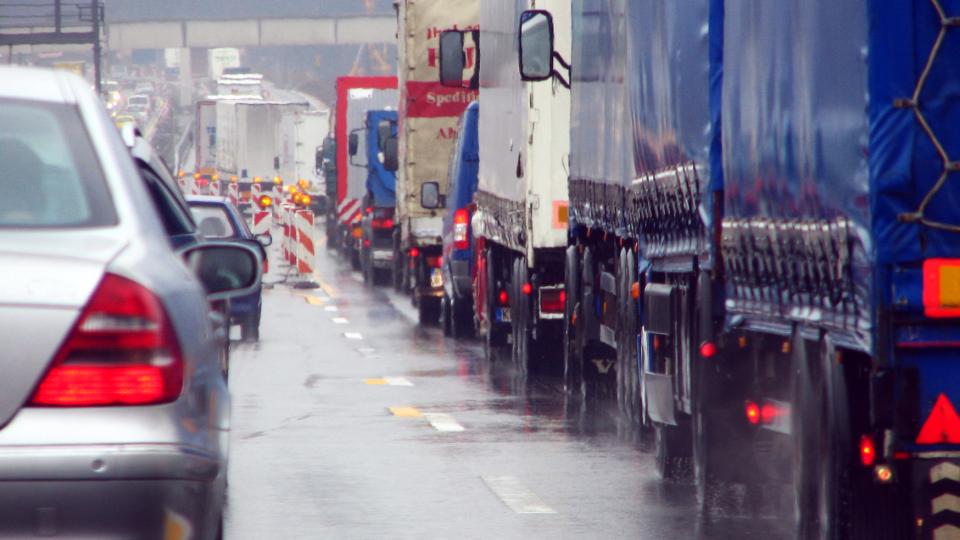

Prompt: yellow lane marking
[
  {"left": 305, "top": 296, "right": 325, "bottom": 305},
  {"left": 365, "top": 378, "right": 388, "bottom": 385},
  {"left": 389, "top": 406, "right": 422, "bottom": 418},
  {"left": 317, "top": 278, "right": 338, "bottom": 298}
]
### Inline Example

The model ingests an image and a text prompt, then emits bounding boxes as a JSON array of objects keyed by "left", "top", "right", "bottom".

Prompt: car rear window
[
  {"left": 0, "top": 100, "right": 116, "bottom": 228},
  {"left": 190, "top": 204, "right": 237, "bottom": 239}
]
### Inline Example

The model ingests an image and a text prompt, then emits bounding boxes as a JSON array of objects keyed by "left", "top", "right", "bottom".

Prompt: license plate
[
  {"left": 495, "top": 307, "right": 511, "bottom": 323},
  {"left": 430, "top": 268, "right": 443, "bottom": 288},
  {"left": 373, "top": 251, "right": 394, "bottom": 261}
]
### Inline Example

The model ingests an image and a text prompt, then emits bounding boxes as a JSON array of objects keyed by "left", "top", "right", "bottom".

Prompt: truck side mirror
[
  {"left": 439, "top": 30, "right": 466, "bottom": 88},
  {"left": 315, "top": 146, "right": 323, "bottom": 175},
  {"left": 348, "top": 132, "right": 359, "bottom": 156},
  {"left": 421, "top": 181, "right": 441, "bottom": 209},
  {"left": 383, "top": 137, "right": 399, "bottom": 172},
  {"left": 519, "top": 10, "right": 555, "bottom": 82}
]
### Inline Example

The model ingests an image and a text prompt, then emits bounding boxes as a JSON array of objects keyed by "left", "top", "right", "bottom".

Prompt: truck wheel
[
  {"left": 655, "top": 422, "right": 690, "bottom": 481},
  {"left": 511, "top": 257, "right": 532, "bottom": 375},
  {"left": 418, "top": 296, "right": 440, "bottom": 326},
  {"left": 564, "top": 245, "right": 582, "bottom": 396},
  {"left": 616, "top": 248, "right": 629, "bottom": 417},
  {"left": 451, "top": 295, "right": 474, "bottom": 338},
  {"left": 484, "top": 247, "right": 507, "bottom": 359},
  {"left": 441, "top": 295, "right": 452, "bottom": 336},
  {"left": 580, "top": 247, "right": 596, "bottom": 398},
  {"left": 624, "top": 250, "right": 640, "bottom": 421}
]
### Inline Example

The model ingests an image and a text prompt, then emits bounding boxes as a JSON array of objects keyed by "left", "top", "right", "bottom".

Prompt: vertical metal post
[
  {"left": 92, "top": 0, "right": 102, "bottom": 95},
  {"left": 54, "top": 0, "right": 62, "bottom": 33}
]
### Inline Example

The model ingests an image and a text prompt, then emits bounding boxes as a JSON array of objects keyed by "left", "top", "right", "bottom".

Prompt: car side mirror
[
  {"left": 439, "top": 30, "right": 466, "bottom": 87},
  {"left": 181, "top": 242, "right": 262, "bottom": 302},
  {"left": 421, "top": 181, "right": 441, "bottom": 209},
  {"left": 519, "top": 10, "right": 556, "bottom": 82},
  {"left": 383, "top": 137, "right": 399, "bottom": 172},
  {"left": 348, "top": 132, "right": 359, "bottom": 156}
]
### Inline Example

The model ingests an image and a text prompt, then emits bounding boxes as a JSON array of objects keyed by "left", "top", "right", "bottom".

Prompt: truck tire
[
  {"left": 441, "top": 295, "right": 452, "bottom": 336},
  {"left": 511, "top": 257, "right": 533, "bottom": 374},
  {"left": 624, "top": 251, "right": 640, "bottom": 421},
  {"left": 580, "top": 247, "right": 597, "bottom": 398},
  {"left": 655, "top": 421, "right": 690, "bottom": 481},
  {"left": 484, "top": 247, "right": 508, "bottom": 359},
  {"left": 564, "top": 245, "right": 583, "bottom": 396},
  {"left": 451, "top": 294, "right": 474, "bottom": 338},
  {"left": 616, "top": 248, "right": 630, "bottom": 418}
]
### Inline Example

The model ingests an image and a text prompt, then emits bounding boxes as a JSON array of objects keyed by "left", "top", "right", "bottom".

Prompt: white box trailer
[
  {"left": 395, "top": 0, "right": 480, "bottom": 317},
  {"left": 216, "top": 99, "right": 309, "bottom": 186},
  {"left": 470, "top": 0, "right": 571, "bottom": 369},
  {"left": 285, "top": 109, "right": 330, "bottom": 190}
]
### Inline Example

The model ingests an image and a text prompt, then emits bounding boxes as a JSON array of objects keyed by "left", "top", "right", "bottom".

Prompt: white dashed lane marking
[
  {"left": 344, "top": 332, "right": 363, "bottom": 340},
  {"left": 481, "top": 476, "right": 556, "bottom": 514},
  {"left": 332, "top": 317, "right": 349, "bottom": 324},
  {"left": 423, "top": 413, "right": 464, "bottom": 432}
]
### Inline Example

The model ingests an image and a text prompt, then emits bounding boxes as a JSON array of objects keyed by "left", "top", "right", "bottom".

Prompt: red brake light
[
  {"left": 29, "top": 274, "right": 183, "bottom": 407},
  {"left": 859, "top": 435, "right": 876, "bottom": 467},
  {"left": 745, "top": 401, "right": 760, "bottom": 425},
  {"left": 522, "top": 283, "right": 533, "bottom": 296},
  {"left": 426, "top": 255, "right": 442, "bottom": 268},
  {"left": 364, "top": 239, "right": 371, "bottom": 247},
  {"left": 454, "top": 208, "right": 469, "bottom": 250},
  {"left": 700, "top": 341, "right": 717, "bottom": 358},
  {"left": 372, "top": 218, "right": 394, "bottom": 229},
  {"left": 409, "top": 247, "right": 420, "bottom": 258},
  {"left": 498, "top": 289, "right": 509, "bottom": 306}
]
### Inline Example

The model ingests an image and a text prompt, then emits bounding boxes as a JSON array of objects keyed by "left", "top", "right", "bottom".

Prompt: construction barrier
[
  {"left": 251, "top": 210, "right": 272, "bottom": 237},
  {"left": 210, "top": 179, "right": 221, "bottom": 197},
  {"left": 228, "top": 182, "right": 240, "bottom": 208},
  {"left": 281, "top": 203, "right": 295, "bottom": 266},
  {"left": 251, "top": 183, "right": 263, "bottom": 203},
  {"left": 295, "top": 209, "right": 316, "bottom": 275}
]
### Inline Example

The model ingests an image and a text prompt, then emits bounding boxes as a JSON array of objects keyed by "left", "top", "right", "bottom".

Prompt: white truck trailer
[
  {"left": 215, "top": 99, "right": 309, "bottom": 205},
  {"left": 440, "top": 1, "right": 571, "bottom": 372},
  {"left": 394, "top": 0, "right": 480, "bottom": 324}
]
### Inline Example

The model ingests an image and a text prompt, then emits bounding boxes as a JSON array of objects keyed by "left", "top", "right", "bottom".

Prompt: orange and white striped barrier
[
  {"left": 295, "top": 209, "right": 316, "bottom": 275},
  {"left": 251, "top": 210, "right": 272, "bottom": 237},
  {"left": 228, "top": 182, "right": 240, "bottom": 208},
  {"left": 210, "top": 179, "right": 221, "bottom": 197}
]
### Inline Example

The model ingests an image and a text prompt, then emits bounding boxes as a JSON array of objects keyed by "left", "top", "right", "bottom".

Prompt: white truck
[
  {"left": 440, "top": 1, "right": 571, "bottom": 372},
  {"left": 395, "top": 0, "right": 480, "bottom": 324},
  {"left": 277, "top": 108, "right": 331, "bottom": 213},
  {"left": 215, "top": 99, "right": 309, "bottom": 206}
]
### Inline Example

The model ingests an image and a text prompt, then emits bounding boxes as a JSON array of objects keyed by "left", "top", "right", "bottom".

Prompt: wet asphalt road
[{"left": 222, "top": 239, "right": 793, "bottom": 539}]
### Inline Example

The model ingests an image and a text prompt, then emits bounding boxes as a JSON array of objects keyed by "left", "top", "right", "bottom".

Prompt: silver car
[{"left": 0, "top": 66, "right": 259, "bottom": 538}]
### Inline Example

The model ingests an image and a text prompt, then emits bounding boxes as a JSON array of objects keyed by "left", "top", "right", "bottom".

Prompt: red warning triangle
[{"left": 917, "top": 393, "right": 960, "bottom": 444}]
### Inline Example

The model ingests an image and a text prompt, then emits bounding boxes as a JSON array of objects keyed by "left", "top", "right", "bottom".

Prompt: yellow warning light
[
  {"left": 253, "top": 176, "right": 263, "bottom": 183},
  {"left": 177, "top": 171, "right": 185, "bottom": 179},
  {"left": 273, "top": 176, "right": 282, "bottom": 185},
  {"left": 298, "top": 179, "right": 309, "bottom": 189},
  {"left": 211, "top": 174, "right": 220, "bottom": 181},
  {"left": 230, "top": 175, "right": 238, "bottom": 183}
]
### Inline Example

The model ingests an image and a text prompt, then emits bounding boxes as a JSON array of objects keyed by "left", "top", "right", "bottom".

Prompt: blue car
[
  {"left": 440, "top": 101, "right": 479, "bottom": 337},
  {"left": 187, "top": 195, "right": 270, "bottom": 341}
]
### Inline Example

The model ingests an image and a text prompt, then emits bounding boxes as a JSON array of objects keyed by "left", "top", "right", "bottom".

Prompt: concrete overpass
[
  {"left": 0, "top": 0, "right": 397, "bottom": 51},
  {"left": 107, "top": 0, "right": 396, "bottom": 50}
]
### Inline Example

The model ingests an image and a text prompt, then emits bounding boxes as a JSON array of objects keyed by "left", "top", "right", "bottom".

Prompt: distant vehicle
[
  {"left": 440, "top": 102, "right": 479, "bottom": 338},
  {"left": 353, "top": 109, "right": 399, "bottom": 285},
  {"left": 0, "top": 65, "right": 260, "bottom": 539},
  {"left": 332, "top": 77, "right": 398, "bottom": 270},
  {"left": 395, "top": 0, "right": 480, "bottom": 325},
  {"left": 134, "top": 81, "right": 155, "bottom": 95},
  {"left": 187, "top": 195, "right": 270, "bottom": 341},
  {"left": 127, "top": 94, "right": 151, "bottom": 110}
]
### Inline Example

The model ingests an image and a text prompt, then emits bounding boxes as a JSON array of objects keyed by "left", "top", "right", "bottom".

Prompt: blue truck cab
[
  {"left": 356, "top": 109, "right": 399, "bottom": 285},
  {"left": 440, "top": 102, "right": 479, "bottom": 337}
]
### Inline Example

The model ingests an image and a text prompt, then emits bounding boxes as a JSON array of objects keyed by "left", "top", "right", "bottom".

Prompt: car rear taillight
[
  {"left": 426, "top": 255, "right": 442, "bottom": 268},
  {"left": 29, "top": 274, "right": 183, "bottom": 407},
  {"left": 454, "top": 209, "right": 469, "bottom": 250},
  {"left": 372, "top": 218, "right": 394, "bottom": 229}
]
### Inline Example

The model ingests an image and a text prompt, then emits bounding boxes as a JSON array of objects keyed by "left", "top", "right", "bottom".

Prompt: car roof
[{"left": 0, "top": 66, "right": 76, "bottom": 103}]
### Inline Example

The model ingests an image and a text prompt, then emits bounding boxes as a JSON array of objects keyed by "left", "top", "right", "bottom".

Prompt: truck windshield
[{"left": 0, "top": 100, "right": 116, "bottom": 228}]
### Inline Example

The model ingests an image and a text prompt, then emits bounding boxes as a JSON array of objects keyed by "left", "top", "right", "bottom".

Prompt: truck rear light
[
  {"left": 364, "top": 239, "right": 371, "bottom": 247},
  {"left": 539, "top": 288, "right": 564, "bottom": 313},
  {"left": 522, "top": 282, "right": 532, "bottom": 296},
  {"left": 29, "top": 274, "right": 183, "bottom": 407},
  {"left": 745, "top": 401, "right": 760, "bottom": 425},
  {"left": 499, "top": 289, "right": 509, "bottom": 306},
  {"left": 372, "top": 218, "right": 394, "bottom": 229},
  {"left": 426, "top": 255, "right": 442, "bottom": 268},
  {"left": 699, "top": 341, "right": 717, "bottom": 358},
  {"left": 454, "top": 209, "right": 469, "bottom": 250},
  {"left": 860, "top": 435, "right": 876, "bottom": 467},
  {"left": 923, "top": 259, "right": 960, "bottom": 317},
  {"left": 409, "top": 247, "right": 420, "bottom": 258}
]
